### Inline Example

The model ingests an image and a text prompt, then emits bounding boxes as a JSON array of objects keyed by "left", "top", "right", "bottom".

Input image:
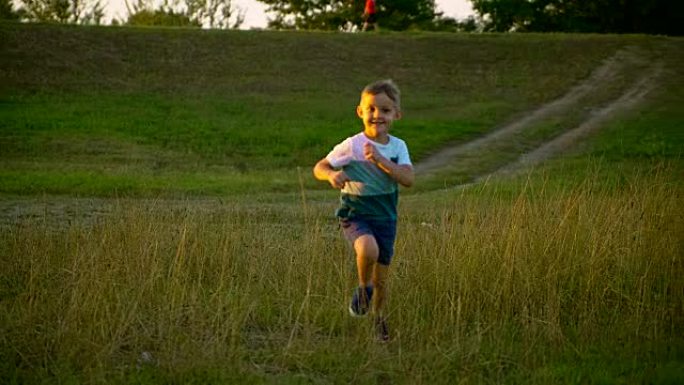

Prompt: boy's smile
[{"left": 357, "top": 92, "right": 401, "bottom": 143}]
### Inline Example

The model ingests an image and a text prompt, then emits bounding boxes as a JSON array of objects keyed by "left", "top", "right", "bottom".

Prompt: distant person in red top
[{"left": 362, "top": 0, "right": 377, "bottom": 31}]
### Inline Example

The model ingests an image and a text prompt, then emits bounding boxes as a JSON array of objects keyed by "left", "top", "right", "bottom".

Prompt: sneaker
[
  {"left": 349, "top": 285, "right": 373, "bottom": 317},
  {"left": 375, "top": 317, "right": 390, "bottom": 342}
]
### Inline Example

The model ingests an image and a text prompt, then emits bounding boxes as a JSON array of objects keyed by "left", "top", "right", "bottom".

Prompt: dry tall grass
[{"left": 1, "top": 167, "right": 681, "bottom": 383}]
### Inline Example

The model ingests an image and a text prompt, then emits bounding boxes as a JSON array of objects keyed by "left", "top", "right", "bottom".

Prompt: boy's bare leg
[
  {"left": 353, "top": 234, "right": 391, "bottom": 340},
  {"left": 354, "top": 234, "right": 378, "bottom": 287},
  {"left": 371, "top": 263, "right": 389, "bottom": 315},
  {"left": 373, "top": 263, "right": 390, "bottom": 341}
]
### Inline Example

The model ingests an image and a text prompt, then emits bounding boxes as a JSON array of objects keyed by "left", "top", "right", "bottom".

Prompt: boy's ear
[
  {"left": 395, "top": 110, "right": 403, "bottom": 120},
  {"left": 356, "top": 105, "right": 364, "bottom": 118}
]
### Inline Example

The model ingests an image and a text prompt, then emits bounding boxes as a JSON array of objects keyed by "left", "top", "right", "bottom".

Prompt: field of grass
[
  {"left": 1, "top": 22, "right": 683, "bottom": 384},
  {"left": 4, "top": 23, "right": 672, "bottom": 196}
]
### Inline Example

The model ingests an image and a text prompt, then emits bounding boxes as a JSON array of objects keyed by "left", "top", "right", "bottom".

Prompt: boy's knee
[
  {"left": 360, "top": 253, "right": 378, "bottom": 266},
  {"left": 355, "top": 234, "right": 379, "bottom": 258}
]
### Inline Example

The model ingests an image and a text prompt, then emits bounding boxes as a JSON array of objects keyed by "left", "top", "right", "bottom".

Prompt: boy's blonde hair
[{"left": 362, "top": 79, "right": 401, "bottom": 111}]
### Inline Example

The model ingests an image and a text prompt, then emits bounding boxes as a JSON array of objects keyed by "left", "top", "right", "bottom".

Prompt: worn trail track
[
  {"left": 0, "top": 45, "right": 671, "bottom": 227},
  {"left": 415, "top": 47, "right": 664, "bottom": 180}
]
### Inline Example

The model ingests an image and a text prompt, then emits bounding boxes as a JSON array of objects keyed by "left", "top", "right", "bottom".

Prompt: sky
[{"left": 104, "top": 0, "right": 476, "bottom": 29}]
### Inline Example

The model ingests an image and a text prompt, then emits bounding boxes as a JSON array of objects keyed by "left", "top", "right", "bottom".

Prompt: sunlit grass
[
  {"left": 1, "top": 164, "right": 681, "bottom": 384},
  {"left": 1, "top": 22, "right": 682, "bottom": 383},
  {"left": 0, "top": 23, "right": 647, "bottom": 197}
]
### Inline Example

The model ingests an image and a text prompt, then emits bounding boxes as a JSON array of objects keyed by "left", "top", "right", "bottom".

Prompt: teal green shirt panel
[
  {"left": 326, "top": 133, "right": 411, "bottom": 220},
  {"left": 342, "top": 160, "right": 397, "bottom": 196},
  {"left": 337, "top": 160, "right": 399, "bottom": 220},
  {"left": 337, "top": 191, "right": 399, "bottom": 220}
]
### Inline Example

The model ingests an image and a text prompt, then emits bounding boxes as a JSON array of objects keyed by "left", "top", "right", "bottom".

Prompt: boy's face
[{"left": 357, "top": 92, "right": 401, "bottom": 139}]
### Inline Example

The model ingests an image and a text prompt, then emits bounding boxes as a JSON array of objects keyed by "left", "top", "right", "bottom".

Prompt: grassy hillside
[
  {"left": 0, "top": 23, "right": 682, "bottom": 385},
  {"left": 2, "top": 22, "right": 680, "bottom": 196}
]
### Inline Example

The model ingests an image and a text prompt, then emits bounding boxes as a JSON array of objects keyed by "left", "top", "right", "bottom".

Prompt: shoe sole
[
  {"left": 349, "top": 287, "right": 372, "bottom": 318},
  {"left": 348, "top": 306, "right": 368, "bottom": 318}
]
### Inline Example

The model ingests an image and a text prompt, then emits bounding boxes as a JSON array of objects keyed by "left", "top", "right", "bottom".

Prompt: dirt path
[
  {"left": 0, "top": 46, "right": 668, "bottom": 228},
  {"left": 414, "top": 46, "right": 663, "bottom": 179}
]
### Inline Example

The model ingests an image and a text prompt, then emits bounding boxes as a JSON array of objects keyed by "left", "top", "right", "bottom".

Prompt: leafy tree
[
  {"left": 468, "top": 0, "right": 684, "bottom": 35},
  {"left": 430, "top": 15, "right": 482, "bottom": 33},
  {"left": 377, "top": 0, "right": 438, "bottom": 31},
  {"left": 258, "top": 0, "right": 438, "bottom": 31},
  {"left": 123, "top": 0, "right": 243, "bottom": 29},
  {"left": 258, "top": 0, "right": 358, "bottom": 30},
  {"left": 185, "top": 0, "right": 245, "bottom": 29},
  {"left": 1, "top": 0, "right": 21, "bottom": 20},
  {"left": 16, "top": 0, "right": 105, "bottom": 24},
  {"left": 126, "top": 7, "right": 200, "bottom": 27}
]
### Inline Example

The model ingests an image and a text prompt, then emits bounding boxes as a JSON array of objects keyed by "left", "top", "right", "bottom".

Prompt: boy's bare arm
[
  {"left": 374, "top": 159, "right": 415, "bottom": 187},
  {"left": 363, "top": 143, "right": 415, "bottom": 187},
  {"left": 313, "top": 158, "right": 350, "bottom": 189}
]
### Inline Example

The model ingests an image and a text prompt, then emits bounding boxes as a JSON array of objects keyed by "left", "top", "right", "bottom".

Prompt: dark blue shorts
[{"left": 340, "top": 217, "right": 397, "bottom": 266}]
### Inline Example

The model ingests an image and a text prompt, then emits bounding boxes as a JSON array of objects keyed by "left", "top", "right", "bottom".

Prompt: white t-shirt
[{"left": 326, "top": 132, "right": 412, "bottom": 219}]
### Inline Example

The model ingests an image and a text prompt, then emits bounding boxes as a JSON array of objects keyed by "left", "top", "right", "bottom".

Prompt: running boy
[{"left": 313, "top": 79, "right": 414, "bottom": 341}]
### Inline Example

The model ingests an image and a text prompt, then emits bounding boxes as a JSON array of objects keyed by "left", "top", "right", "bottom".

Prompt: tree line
[
  {"left": 1, "top": 0, "right": 244, "bottom": 28},
  {"left": 470, "top": 0, "right": 683, "bottom": 36},
  {"left": 1, "top": 0, "right": 681, "bottom": 35}
]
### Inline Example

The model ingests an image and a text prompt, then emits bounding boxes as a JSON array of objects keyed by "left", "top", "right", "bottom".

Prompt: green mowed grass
[
  {"left": 0, "top": 22, "right": 683, "bottom": 384},
  {"left": 4, "top": 23, "right": 675, "bottom": 196}
]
